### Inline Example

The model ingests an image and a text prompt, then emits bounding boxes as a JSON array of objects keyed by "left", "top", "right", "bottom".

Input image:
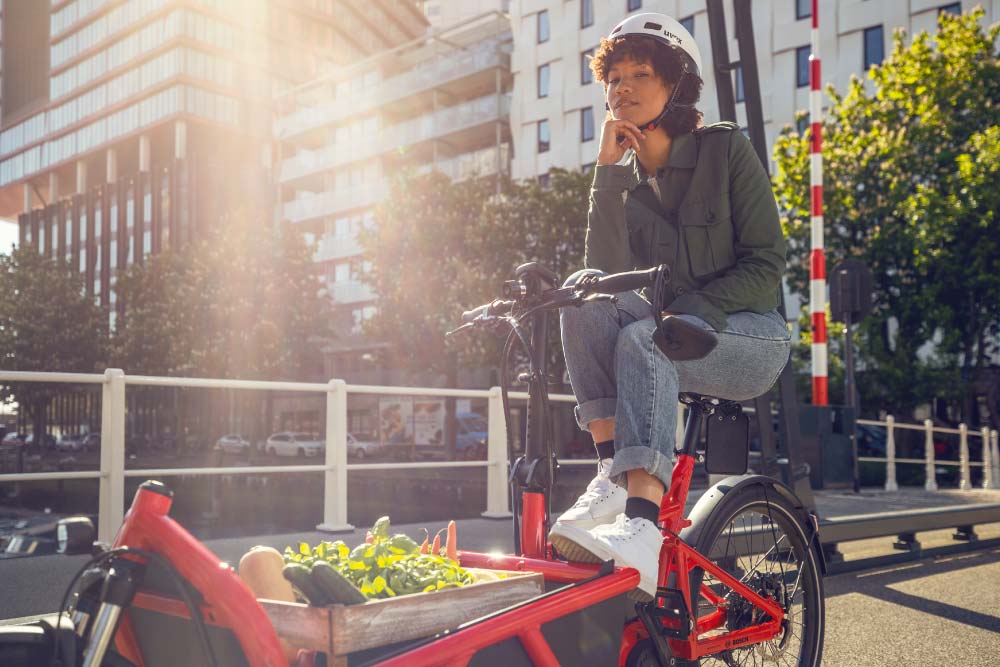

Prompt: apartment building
[
  {"left": 508, "top": 0, "right": 994, "bottom": 178},
  {"left": 0, "top": 0, "right": 427, "bottom": 325},
  {"left": 275, "top": 10, "right": 513, "bottom": 383}
]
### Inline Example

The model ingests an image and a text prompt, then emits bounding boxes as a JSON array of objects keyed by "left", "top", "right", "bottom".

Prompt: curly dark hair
[{"left": 589, "top": 36, "right": 703, "bottom": 137}]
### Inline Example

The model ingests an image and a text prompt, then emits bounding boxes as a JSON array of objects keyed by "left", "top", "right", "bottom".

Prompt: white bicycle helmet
[
  {"left": 608, "top": 12, "right": 702, "bottom": 77},
  {"left": 605, "top": 12, "right": 703, "bottom": 131}
]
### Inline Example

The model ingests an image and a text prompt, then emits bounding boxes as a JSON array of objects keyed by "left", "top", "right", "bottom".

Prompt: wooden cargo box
[{"left": 261, "top": 569, "right": 543, "bottom": 660}]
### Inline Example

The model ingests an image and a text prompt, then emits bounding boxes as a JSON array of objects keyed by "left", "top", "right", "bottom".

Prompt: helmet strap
[{"left": 643, "top": 71, "right": 696, "bottom": 132}]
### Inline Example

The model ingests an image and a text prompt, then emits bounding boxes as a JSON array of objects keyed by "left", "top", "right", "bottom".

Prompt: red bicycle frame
[{"left": 109, "top": 482, "right": 288, "bottom": 667}]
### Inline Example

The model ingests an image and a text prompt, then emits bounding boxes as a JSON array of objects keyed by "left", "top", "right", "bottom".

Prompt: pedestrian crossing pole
[{"left": 809, "top": 0, "right": 828, "bottom": 406}]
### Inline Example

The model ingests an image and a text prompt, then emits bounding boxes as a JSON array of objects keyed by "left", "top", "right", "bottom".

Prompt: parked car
[
  {"left": 855, "top": 424, "right": 887, "bottom": 457},
  {"left": 55, "top": 434, "right": 89, "bottom": 452},
  {"left": 215, "top": 434, "right": 252, "bottom": 454},
  {"left": 264, "top": 432, "right": 324, "bottom": 458},
  {"left": 24, "top": 433, "right": 57, "bottom": 451},
  {"left": 1, "top": 432, "right": 25, "bottom": 449},
  {"left": 82, "top": 433, "right": 101, "bottom": 451},
  {"left": 455, "top": 411, "right": 488, "bottom": 460},
  {"left": 347, "top": 433, "right": 381, "bottom": 460}
]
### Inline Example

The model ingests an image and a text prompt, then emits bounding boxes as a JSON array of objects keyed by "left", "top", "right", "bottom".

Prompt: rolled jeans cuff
[
  {"left": 573, "top": 397, "right": 618, "bottom": 431},
  {"left": 608, "top": 445, "right": 674, "bottom": 489}
]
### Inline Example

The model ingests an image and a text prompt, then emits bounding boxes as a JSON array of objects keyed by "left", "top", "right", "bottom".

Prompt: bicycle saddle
[
  {"left": 679, "top": 392, "right": 742, "bottom": 413},
  {"left": 653, "top": 314, "right": 718, "bottom": 361}
]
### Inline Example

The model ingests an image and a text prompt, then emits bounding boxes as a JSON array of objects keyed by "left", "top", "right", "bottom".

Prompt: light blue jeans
[{"left": 560, "top": 269, "right": 791, "bottom": 487}]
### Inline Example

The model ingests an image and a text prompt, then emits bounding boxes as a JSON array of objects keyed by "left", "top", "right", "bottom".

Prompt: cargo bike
[{"left": 4, "top": 263, "right": 824, "bottom": 667}]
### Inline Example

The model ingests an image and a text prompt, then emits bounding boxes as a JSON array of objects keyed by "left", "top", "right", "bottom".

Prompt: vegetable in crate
[{"left": 281, "top": 516, "right": 476, "bottom": 603}]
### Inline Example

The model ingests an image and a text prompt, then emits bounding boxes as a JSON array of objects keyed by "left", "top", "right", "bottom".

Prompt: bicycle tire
[{"left": 687, "top": 484, "right": 824, "bottom": 667}]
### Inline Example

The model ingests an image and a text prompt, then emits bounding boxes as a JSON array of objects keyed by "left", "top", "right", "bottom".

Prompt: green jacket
[{"left": 584, "top": 122, "right": 786, "bottom": 331}]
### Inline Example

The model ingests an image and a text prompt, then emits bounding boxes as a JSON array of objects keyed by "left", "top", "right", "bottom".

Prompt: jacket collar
[{"left": 625, "top": 131, "right": 697, "bottom": 191}]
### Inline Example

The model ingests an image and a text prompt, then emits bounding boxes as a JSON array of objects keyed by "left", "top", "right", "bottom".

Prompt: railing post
[
  {"left": 884, "top": 416, "right": 898, "bottom": 492},
  {"left": 924, "top": 418, "right": 938, "bottom": 492},
  {"left": 981, "top": 426, "right": 993, "bottom": 491},
  {"left": 482, "top": 386, "right": 511, "bottom": 518},
  {"left": 317, "top": 379, "right": 353, "bottom": 532},
  {"left": 98, "top": 369, "right": 126, "bottom": 542},
  {"left": 959, "top": 423, "right": 970, "bottom": 491},
  {"left": 992, "top": 430, "right": 1000, "bottom": 488}
]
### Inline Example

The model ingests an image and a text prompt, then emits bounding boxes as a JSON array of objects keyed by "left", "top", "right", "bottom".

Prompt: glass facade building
[{"left": 2, "top": 0, "right": 429, "bottom": 327}]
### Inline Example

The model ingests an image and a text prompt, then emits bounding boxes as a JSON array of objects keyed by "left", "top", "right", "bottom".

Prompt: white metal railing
[
  {"left": 856, "top": 416, "right": 1000, "bottom": 492},
  {"left": 2, "top": 370, "right": 998, "bottom": 544}
]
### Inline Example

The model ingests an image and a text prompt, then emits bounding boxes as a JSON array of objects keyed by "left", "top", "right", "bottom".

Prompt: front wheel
[{"left": 690, "top": 485, "right": 824, "bottom": 667}]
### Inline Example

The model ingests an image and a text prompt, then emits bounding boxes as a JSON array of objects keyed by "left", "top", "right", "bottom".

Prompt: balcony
[
  {"left": 330, "top": 280, "right": 375, "bottom": 305},
  {"left": 279, "top": 93, "right": 511, "bottom": 184},
  {"left": 314, "top": 234, "right": 363, "bottom": 263},
  {"left": 421, "top": 143, "right": 510, "bottom": 182},
  {"left": 283, "top": 183, "right": 386, "bottom": 223},
  {"left": 277, "top": 43, "right": 510, "bottom": 141}
]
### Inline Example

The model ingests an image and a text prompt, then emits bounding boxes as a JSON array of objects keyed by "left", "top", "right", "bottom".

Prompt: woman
[{"left": 549, "top": 13, "right": 791, "bottom": 599}]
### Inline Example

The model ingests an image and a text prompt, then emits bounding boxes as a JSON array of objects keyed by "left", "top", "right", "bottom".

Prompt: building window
[
  {"left": 796, "top": 45, "right": 810, "bottom": 88},
  {"left": 537, "top": 119, "right": 550, "bottom": 154},
  {"left": 938, "top": 3, "right": 961, "bottom": 15},
  {"left": 796, "top": 0, "right": 812, "bottom": 20},
  {"left": 581, "top": 49, "right": 594, "bottom": 85},
  {"left": 735, "top": 66, "right": 745, "bottom": 102},
  {"left": 538, "top": 173, "right": 550, "bottom": 188},
  {"left": 538, "top": 10, "right": 550, "bottom": 43},
  {"left": 581, "top": 107, "right": 595, "bottom": 142},
  {"left": 582, "top": 162, "right": 595, "bottom": 174},
  {"left": 627, "top": 0, "right": 642, "bottom": 12},
  {"left": 538, "top": 63, "right": 550, "bottom": 98},
  {"left": 863, "top": 25, "right": 884, "bottom": 70},
  {"left": 679, "top": 16, "right": 694, "bottom": 36},
  {"left": 796, "top": 115, "right": 809, "bottom": 136},
  {"left": 581, "top": 0, "right": 594, "bottom": 28}
]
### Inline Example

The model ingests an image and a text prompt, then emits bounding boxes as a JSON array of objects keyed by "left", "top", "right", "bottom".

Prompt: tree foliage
[
  {"left": 772, "top": 10, "right": 1000, "bottom": 419},
  {"left": 111, "top": 211, "right": 329, "bottom": 380},
  {"left": 360, "top": 168, "right": 591, "bottom": 381},
  {"left": 0, "top": 248, "right": 106, "bottom": 436}
]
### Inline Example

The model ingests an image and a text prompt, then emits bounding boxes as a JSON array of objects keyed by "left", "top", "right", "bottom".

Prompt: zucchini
[
  {"left": 282, "top": 563, "right": 330, "bottom": 606},
  {"left": 311, "top": 561, "right": 367, "bottom": 605}
]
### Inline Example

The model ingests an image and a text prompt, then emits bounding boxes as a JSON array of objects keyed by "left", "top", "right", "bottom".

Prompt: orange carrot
[
  {"left": 445, "top": 520, "right": 457, "bottom": 560},
  {"left": 419, "top": 529, "right": 429, "bottom": 554},
  {"left": 432, "top": 529, "right": 442, "bottom": 556}
]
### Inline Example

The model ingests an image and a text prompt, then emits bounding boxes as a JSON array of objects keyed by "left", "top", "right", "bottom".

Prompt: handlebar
[
  {"left": 462, "top": 299, "right": 515, "bottom": 324},
  {"left": 576, "top": 266, "right": 663, "bottom": 295}
]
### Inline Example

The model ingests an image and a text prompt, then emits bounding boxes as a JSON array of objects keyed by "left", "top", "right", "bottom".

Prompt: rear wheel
[{"left": 690, "top": 485, "right": 824, "bottom": 667}]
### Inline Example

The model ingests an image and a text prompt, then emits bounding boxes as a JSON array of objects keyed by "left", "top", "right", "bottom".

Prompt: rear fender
[{"left": 678, "top": 474, "right": 826, "bottom": 575}]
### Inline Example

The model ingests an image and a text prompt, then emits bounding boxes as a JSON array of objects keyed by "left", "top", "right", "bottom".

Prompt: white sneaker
[
  {"left": 554, "top": 513, "right": 663, "bottom": 600},
  {"left": 549, "top": 464, "right": 626, "bottom": 557}
]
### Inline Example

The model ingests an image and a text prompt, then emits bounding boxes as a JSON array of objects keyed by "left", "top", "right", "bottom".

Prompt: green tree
[
  {"left": 359, "top": 168, "right": 591, "bottom": 382},
  {"left": 111, "top": 252, "right": 201, "bottom": 376},
  {"left": 0, "top": 248, "right": 106, "bottom": 453},
  {"left": 772, "top": 10, "right": 1000, "bottom": 423},
  {"left": 112, "top": 211, "right": 329, "bottom": 381}
]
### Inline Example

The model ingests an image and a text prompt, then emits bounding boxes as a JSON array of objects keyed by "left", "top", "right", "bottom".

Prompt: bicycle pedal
[{"left": 647, "top": 587, "right": 692, "bottom": 639}]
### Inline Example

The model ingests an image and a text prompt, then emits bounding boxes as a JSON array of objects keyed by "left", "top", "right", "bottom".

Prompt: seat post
[{"left": 677, "top": 402, "right": 704, "bottom": 458}]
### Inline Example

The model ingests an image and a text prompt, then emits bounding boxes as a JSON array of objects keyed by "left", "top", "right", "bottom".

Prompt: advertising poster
[
  {"left": 378, "top": 398, "right": 413, "bottom": 447},
  {"left": 413, "top": 400, "right": 445, "bottom": 446}
]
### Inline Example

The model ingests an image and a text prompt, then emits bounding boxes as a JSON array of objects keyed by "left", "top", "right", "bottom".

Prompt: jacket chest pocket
[{"left": 679, "top": 200, "right": 737, "bottom": 279}]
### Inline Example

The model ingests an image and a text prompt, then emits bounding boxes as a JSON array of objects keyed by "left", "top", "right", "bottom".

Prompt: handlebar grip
[
  {"left": 461, "top": 303, "right": 492, "bottom": 323},
  {"left": 590, "top": 266, "right": 662, "bottom": 294}
]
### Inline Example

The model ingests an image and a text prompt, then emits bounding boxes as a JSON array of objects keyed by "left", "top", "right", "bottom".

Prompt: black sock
[
  {"left": 625, "top": 497, "right": 660, "bottom": 525},
  {"left": 594, "top": 439, "right": 615, "bottom": 460}
]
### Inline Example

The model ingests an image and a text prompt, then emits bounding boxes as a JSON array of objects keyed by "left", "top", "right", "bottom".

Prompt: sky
[{"left": 0, "top": 219, "right": 17, "bottom": 254}]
